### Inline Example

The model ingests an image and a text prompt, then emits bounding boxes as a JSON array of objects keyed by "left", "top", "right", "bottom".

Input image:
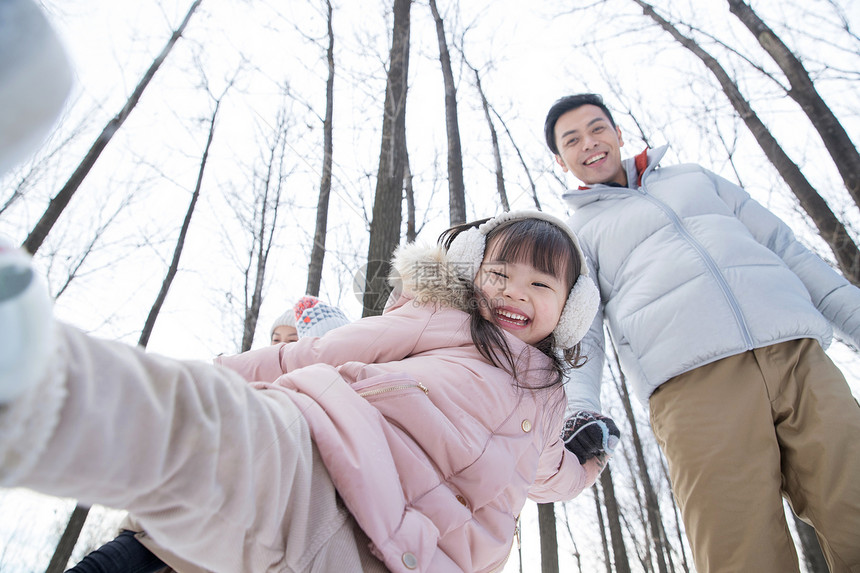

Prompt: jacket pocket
[
  {"left": 358, "top": 380, "right": 429, "bottom": 398},
  {"left": 353, "top": 372, "right": 429, "bottom": 399}
]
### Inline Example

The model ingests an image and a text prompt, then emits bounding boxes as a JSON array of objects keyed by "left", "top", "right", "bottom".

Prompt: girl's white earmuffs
[{"left": 446, "top": 210, "right": 600, "bottom": 350}]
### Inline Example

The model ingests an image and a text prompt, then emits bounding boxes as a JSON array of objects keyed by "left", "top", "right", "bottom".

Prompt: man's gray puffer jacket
[{"left": 562, "top": 145, "right": 860, "bottom": 413}]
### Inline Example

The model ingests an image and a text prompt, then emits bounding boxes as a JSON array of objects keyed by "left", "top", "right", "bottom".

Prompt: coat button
[
  {"left": 402, "top": 552, "right": 418, "bottom": 569},
  {"left": 521, "top": 419, "right": 532, "bottom": 432},
  {"left": 456, "top": 494, "right": 468, "bottom": 507}
]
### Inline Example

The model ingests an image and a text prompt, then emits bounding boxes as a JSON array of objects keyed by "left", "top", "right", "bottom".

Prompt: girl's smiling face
[{"left": 474, "top": 239, "right": 568, "bottom": 346}]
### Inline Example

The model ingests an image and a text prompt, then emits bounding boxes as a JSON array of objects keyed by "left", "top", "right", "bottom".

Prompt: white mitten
[{"left": 0, "top": 239, "right": 53, "bottom": 402}]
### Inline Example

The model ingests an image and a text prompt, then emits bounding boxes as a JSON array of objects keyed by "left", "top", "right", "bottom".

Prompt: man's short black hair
[{"left": 544, "top": 94, "right": 617, "bottom": 155}]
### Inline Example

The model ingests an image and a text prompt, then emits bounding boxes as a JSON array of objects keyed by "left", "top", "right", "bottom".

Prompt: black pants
[{"left": 66, "top": 530, "right": 166, "bottom": 573}]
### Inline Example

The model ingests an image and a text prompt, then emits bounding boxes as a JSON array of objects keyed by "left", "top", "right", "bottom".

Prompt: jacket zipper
[
  {"left": 488, "top": 516, "right": 521, "bottom": 573},
  {"left": 638, "top": 182, "right": 755, "bottom": 349},
  {"left": 358, "top": 382, "right": 429, "bottom": 398}
]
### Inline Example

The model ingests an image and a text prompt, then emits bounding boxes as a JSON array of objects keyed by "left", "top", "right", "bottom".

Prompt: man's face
[{"left": 553, "top": 104, "right": 626, "bottom": 186}]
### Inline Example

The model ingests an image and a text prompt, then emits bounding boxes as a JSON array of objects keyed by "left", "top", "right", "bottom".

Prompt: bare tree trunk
[
  {"left": 43, "top": 504, "right": 89, "bottom": 573},
  {"left": 593, "top": 485, "right": 613, "bottom": 573},
  {"left": 601, "top": 465, "right": 632, "bottom": 573},
  {"left": 306, "top": 0, "right": 336, "bottom": 298},
  {"left": 792, "top": 514, "right": 829, "bottom": 573},
  {"left": 658, "top": 453, "right": 691, "bottom": 573},
  {"left": 559, "top": 503, "right": 584, "bottom": 573},
  {"left": 632, "top": 0, "right": 860, "bottom": 285},
  {"left": 404, "top": 158, "right": 416, "bottom": 242},
  {"left": 428, "top": 0, "right": 466, "bottom": 225},
  {"left": 140, "top": 96, "right": 221, "bottom": 349},
  {"left": 240, "top": 106, "right": 289, "bottom": 352},
  {"left": 491, "top": 107, "right": 541, "bottom": 210},
  {"left": 726, "top": 0, "right": 860, "bottom": 209},
  {"left": 609, "top": 343, "right": 670, "bottom": 573},
  {"left": 24, "top": 0, "right": 204, "bottom": 256},
  {"left": 363, "top": 0, "right": 411, "bottom": 317},
  {"left": 468, "top": 62, "right": 509, "bottom": 212},
  {"left": 619, "top": 509, "right": 652, "bottom": 572},
  {"left": 616, "top": 442, "right": 655, "bottom": 572},
  {"left": 537, "top": 503, "right": 559, "bottom": 573}
]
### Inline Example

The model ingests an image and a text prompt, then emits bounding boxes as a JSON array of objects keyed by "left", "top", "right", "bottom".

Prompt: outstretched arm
[
  {"left": 1, "top": 320, "right": 327, "bottom": 572},
  {"left": 216, "top": 299, "right": 443, "bottom": 383},
  {"left": 710, "top": 170, "right": 860, "bottom": 347}
]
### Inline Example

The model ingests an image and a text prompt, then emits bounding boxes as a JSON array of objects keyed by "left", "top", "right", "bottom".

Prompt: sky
[
  {"left": 7, "top": 0, "right": 857, "bottom": 356},
  {"left": 1, "top": 0, "right": 858, "bottom": 570}
]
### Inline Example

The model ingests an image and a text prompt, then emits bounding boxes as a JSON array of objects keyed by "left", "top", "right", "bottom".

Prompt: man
[{"left": 546, "top": 93, "right": 860, "bottom": 572}]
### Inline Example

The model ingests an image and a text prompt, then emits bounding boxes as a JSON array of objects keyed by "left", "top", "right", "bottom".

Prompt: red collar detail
[{"left": 634, "top": 148, "right": 649, "bottom": 186}]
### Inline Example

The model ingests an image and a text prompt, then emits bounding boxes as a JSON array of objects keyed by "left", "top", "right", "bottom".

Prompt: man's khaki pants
[{"left": 649, "top": 339, "right": 860, "bottom": 573}]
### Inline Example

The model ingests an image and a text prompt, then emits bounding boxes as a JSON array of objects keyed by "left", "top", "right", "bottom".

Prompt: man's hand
[{"left": 561, "top": 410, "right": 620, "bottom": 465}]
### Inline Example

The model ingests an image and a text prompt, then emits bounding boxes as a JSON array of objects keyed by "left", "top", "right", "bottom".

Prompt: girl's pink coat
[{"left": 216, "top": 294, "right": 601, "bottom": 572}]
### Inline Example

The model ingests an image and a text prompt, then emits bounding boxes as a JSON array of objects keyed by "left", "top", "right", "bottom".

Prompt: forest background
[{"left": 0, "top": 0, "right": 858, "bottom": 571}]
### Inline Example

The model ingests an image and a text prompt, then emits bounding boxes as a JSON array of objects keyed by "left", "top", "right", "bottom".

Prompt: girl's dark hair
[{"left": 438, "top": 216, "right": 587, "bottom": 388}]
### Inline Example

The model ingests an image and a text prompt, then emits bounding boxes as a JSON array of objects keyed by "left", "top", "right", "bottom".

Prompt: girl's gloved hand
[
  {"left": 0, "top": 239, "right": 53, "bottom": 402},
  {"left": 561, "top": 410, "right": 620, "bottom": 465}
]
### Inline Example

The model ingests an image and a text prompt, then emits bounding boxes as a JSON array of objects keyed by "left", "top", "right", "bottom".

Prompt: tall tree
[
  {"left": 600, "top": 465, "right": 632, "bottom": 573},
  {"left": 306, "top": 0, "right": 336, "bottom": 298},
  {"left": 428, "top": 0, "right": 466, "bottom": 225},
  {"left": 43, "top": 505, "right": 89, "bottom": 573},
  {"left": 362, "top": 0, "right": 411, "bottom": 317},
  {"left": 404, "top": 158, "right": 417, "bottom": 242},
  {"left": 608, "top": 344, "right": 670, "bottom": 573},
  {"left": 237, "top": 104, "right": 290, "bottom": 352},
  {"left": 468, "top": 61, "right": 509, "bottom": 212},
  {"left": 631, "top": 0, "right": 860, "bottom": 285},
  {"left": 726, "top": 0, "right": 860, "bottom": 209},
  {"left": 140, "top": 95, "right": 222, "bottom": 348},
  {"left": 491, "top": 107, "right": 541, "bottom": 210},
  {"left": 591, "top": 485, "right": 613, "bottom": 573},
  {"left": 537, "top": 503, "right": 560, "bottom": 573},
  {"left": 23, "top": 0, "right": 204, "bottom": 256},
  {"left": 559, "top": 503, "right": 585, "bottom": 573},
  {"left": 658, "top": 456, "right": 691, "bottom": 573}
]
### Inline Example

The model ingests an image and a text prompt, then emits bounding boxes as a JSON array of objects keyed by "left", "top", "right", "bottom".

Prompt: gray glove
[{"left": 561, "top": 410, "right": 620, "bottom": 465}]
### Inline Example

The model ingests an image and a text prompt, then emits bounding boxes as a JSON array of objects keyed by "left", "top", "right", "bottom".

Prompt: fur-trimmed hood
[{"left": 388, "top": 241, "right": 472, "bottom": 312}]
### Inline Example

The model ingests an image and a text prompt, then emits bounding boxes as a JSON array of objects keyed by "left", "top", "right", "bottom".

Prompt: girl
[{"left": 0, "top": 210, "right": 604, "bottom": 573}]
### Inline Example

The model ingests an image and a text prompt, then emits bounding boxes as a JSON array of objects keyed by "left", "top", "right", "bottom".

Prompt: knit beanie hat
[
  {"left": 270, "top": 310, "right": 297, "bottom": 337},
  {"left": 293, "top": 295, "right": 350, "bottom": 338}
]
